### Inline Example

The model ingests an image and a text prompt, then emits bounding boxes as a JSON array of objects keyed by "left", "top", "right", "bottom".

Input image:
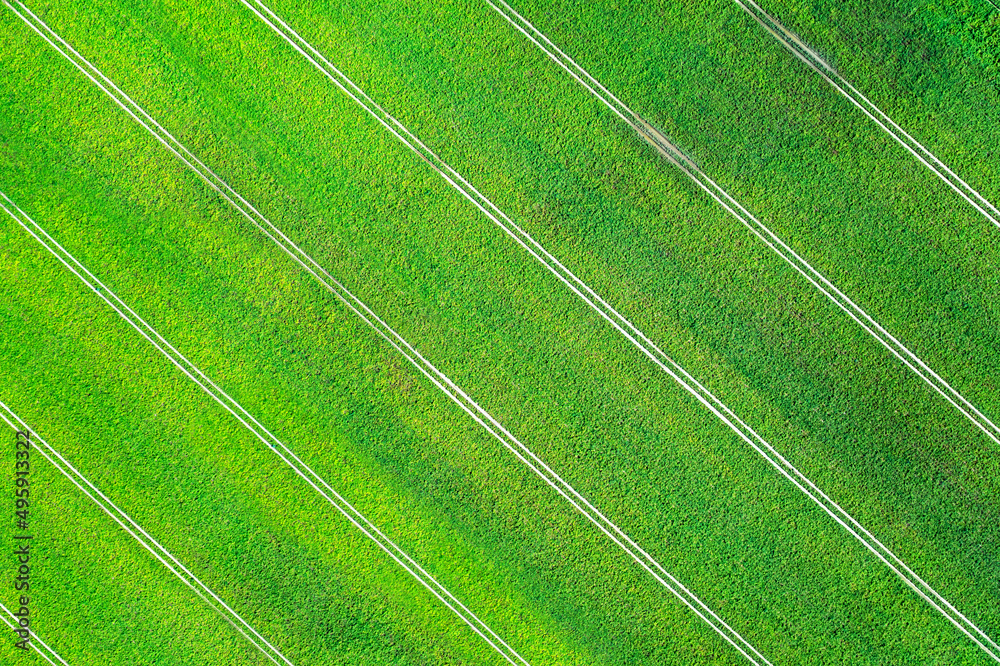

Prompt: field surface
[{"left": 1, "top": 0, "right": 997, "bottom": 664}]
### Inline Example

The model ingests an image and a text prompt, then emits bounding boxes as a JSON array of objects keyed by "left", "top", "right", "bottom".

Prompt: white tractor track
[
  {"left": 734, "top": 0, "right": 1000, "bottom": 230},
  {"left": 0, "top": 600, "right": 70, "bottom": 665},
  {"left": 0, "top": 186, "right": 528, "bottom": 666},
  {"left": 486, "top": 1, "right": 1000, "bottom": 448},
  {"left": 0, "top": 402, "right": 292, "bottom": 666},
  {"left": 3, "top": 2, "right": 770, "bottom": 663},
  {"left": 241, "top": 0, "right": 999, "bottom": 660}
]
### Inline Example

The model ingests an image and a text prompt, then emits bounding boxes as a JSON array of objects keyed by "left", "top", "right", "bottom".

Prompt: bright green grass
[
  {"left": 2, "top": 229, "right": 561, "bottom": 665},
  {"left": 2, "top": 12, "right": 728, "bottom": 663},
  {"left": 179, "top": 0, "right": 999, "bottom": 656},
  {"left": 764, "top": 0, "right": 1000, "bottom": 200},
  {"left": 0, "top": 412, "right": 272, "bottom": 664},
  {"left": 1, "top": 189, "right": 610, "bottom": 664},
  {"left": 1, "top": 0, "right": 998, "bottom": 663},
  {"left": 503, "top": 0, "right": 1000, "bottom": 396}
]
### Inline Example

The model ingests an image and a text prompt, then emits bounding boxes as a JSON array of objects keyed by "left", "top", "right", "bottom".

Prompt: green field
[{"left": 1, "top": 0, "right": 998, "bottom": 663}]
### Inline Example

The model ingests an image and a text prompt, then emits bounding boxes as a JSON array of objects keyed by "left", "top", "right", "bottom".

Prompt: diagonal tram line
[
  {"left": 734, "top": 0, "right": 1000, "bottom": 230},
  {"left": 481, "top": 4, "right": 1000, "bottom": 654},
  {"left": 0, "top": 186, "right": 526, "bottom": 665},
  {"left": 2, "top": 3, "right": 770, "bottom": 663},
  {"left": 487, "top": 1, "right": 1000, "bottom": 448},
  {"left": 487, "top": 0, "right": 999, "bottom": 656},
  {"left": 0, "top": 601, "right": 70, "bottom": 666},
  {"left": 14, "top": 0, "right": 987, "bottom": 657},
  {"left": 241, "top": 0, "right": 998, "bottom": 660},
  {"left": 0, "top": 402, "right": 292, "bottom": 666}
]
